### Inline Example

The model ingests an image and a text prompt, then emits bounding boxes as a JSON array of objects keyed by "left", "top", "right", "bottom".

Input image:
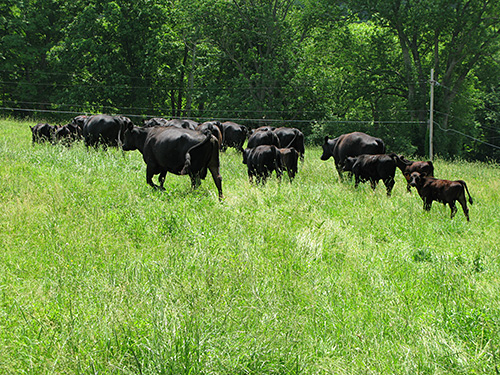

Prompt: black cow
[
  {"left": 83, "top": 114, "right": 134, "bottom": 149},
  {"left": 279, "top": 147, "right": 299, "bottom": 181},
  {"left": 197, "top": 121, "right": 223, "bottom": 148},
  {"left": 274, "top": 127, "right": 305, "bottom": 160},
  {"left": 143, "top": 117, "right": 170, "bottom": 127},
  {"left": 55, "top": 123, "right": 82, "bottom": 145},
  {"left": 250, "top": 126, "right": 276, "bottom": 135},
  {"left": 165, "top": 118, "right": 199, "bottom": 130},
  {"left": 219, "top": 121, "right": 248, "bottom": 152},
  {"left": 30, "top": 123, "right": 57, "bottom": 144},
  {"left": 122, "top": 125, "right": 223, "bottom": 200},
  {"left": 247, "top": 130, "right": 280, "bottom": 149},
  {"left": 71, "top": 115, "right": 87, "bottom": 131},
  {"left": 243, "top": 145, "right": 282, "bottom": 184},
  {"left": 343, "top": 154, "right": 397, "bottom": 196},
  {"left": 394, "top": 155, "right": 435, "bottom": 193},
  {"left": 321, "top": 132, "right": 385, "bottom": 181},
  {"left": 406, "top": 171, "right": 473, "bottom": 221}
]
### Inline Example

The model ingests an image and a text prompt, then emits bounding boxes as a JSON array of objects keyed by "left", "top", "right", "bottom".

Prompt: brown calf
[
  {"left": 394, "top": 155, "right": 434, "bottom": 193},
  {"left": 405, "top": 172, "right": 473, "bottom": 221}
]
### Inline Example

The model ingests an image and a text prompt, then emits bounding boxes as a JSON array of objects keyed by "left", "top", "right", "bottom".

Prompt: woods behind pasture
[{"left": 1, "top": 119, "right": 499, "bottom": 374}]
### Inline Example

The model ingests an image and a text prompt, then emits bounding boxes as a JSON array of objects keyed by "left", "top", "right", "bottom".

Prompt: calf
[
  {"left": 279, "top": 147, "right": 299, "bottom": 181},
  {"left": 243, "top": 145, "right": 282, "bottom": 184},
  {"left": 30, "top": 123, "right": 57, "bottom": 144},
  {"left": 394, "top": 155, "right": 434, "bottom": 192},
  {"left": 343, "top": 154, "right": 397, "bottom": 196},
  {"left": 406, "top": 172, "right": 473, "bottom": 221},
  {"left": 55, "top": 123, "right": 82, "bottom": 145}
]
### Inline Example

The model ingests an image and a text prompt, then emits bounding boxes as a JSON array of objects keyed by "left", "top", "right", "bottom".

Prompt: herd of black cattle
[{"left": 29, "top": 114, "right": 474, "bottom": 221}]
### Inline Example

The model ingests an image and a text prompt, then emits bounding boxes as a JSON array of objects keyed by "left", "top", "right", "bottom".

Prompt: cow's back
[
  {"left": 143, "top": 127, "right": 211, "bottom": 174},
  {"left": 335, "top": 132, "right": 384, "bottom": 163}
]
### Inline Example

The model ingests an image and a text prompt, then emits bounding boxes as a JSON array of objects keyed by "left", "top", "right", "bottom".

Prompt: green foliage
[
  {"left": 1, "top": 119, "right": 500, "bottom": 373},
  {"left": 0, "top": 0, "right": 499, "bottom": 159}
]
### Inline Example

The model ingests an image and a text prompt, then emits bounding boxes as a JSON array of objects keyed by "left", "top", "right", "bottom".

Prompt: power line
[
  {"left": 433, "top": 121, "right": 500, "bottom": 150},
  {"left": 0, "top": 105, "right": 422, "bottom": 124},
  {"left": 4, "top": 104, "right": 499, "bottom": 151}
]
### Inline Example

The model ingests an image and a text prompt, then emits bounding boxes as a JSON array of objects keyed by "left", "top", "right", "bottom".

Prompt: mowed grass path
[{"left": 1, "top": 119, "right": 499, "bottom": 374}]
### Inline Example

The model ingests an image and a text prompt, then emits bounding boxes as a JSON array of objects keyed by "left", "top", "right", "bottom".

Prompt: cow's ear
[{"left": 324, "top": 136, "right": 329, "bottom": 143}]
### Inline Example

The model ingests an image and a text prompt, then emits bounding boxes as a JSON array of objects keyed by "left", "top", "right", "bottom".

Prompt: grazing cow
[
  {"left": 219, "top": 121, "right": 248, "bottom": 152},
  {"left": 321, "top": 132, "right": 386, "bottom": 181},
  {"left": 247, "top": 129, "right": 280, "bottom": 149},
  {"left": 143, "top": 117, "right": 170, "bottom": 127},
  {"left": 274, "top": 127, "right": 305, "bottom": 160},
  {"left": 279, "top": 147, "right": 299, "bottom": 181},
  {"left": 122, "top": 125, "right": 223, "bottom": 200},
  {"left": 406, "top": 171, "right": 473, "bottom": 221},
  {"left": 165, "top": 118, "right": 199, "bottom": 130},
  {"left": 197, "top": 121, "right": 223, "bottom": 148},
  {"left": 343, "top": 154, "right": 397, "bottom": 196},
  {"left": 250, "top": 126, "right": 276, "bottom": 135},
  {"left": 55, "top": 123, "right": 82, "bottom": 145},
  {"left": 71, "top": 115, "right": 87, "bottom": 131},
  {"left": 394, "top": 155, "right": 434, "bottom": 193},
  {"left": 83, "top": 114, "right": 133, "bottom": 149},
  {"left": 242, "top": 145, "right": 282, "bottom": 184},
  {"left": 30, "top": 123, "right": 57, "bottom": 144}
]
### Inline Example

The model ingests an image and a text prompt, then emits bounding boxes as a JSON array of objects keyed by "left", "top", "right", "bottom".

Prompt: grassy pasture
[{"left": 0, "top": 118, "right": 499, "bottom": 374}]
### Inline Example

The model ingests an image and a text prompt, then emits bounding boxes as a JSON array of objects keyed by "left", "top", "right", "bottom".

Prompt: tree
[
  {"left": 350, "top": 0, "right": 500, "bottom": 156},
  {"left": 194, "top": 0, "right": 303, "bottom": 122},
  {"left": 0, "top": 0, "right": 71, "bottom": 117}
]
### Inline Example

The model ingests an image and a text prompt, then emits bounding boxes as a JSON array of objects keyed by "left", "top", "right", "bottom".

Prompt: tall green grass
[{"left": 1, "top": 118, "right": 499, "bottom": 374}]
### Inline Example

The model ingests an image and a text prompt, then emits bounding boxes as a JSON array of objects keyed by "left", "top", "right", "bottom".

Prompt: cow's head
[
  {"left": 242, "top": 148, "right": 251, "bottom": 164},
  {"left": 122, "top": 125, "right": 142, "bottom": 151},
  {"left": 406, "top": 171, "right": 427, "bottom": 187},
  {"left": 71, "top": 115, "right": 87, "bottom": 129},
  {"left": 343, "top": 156, "right": 357, "bottom": 172},
  {"left": 320, "top": 136, "right": 337, "bottom": 160}
]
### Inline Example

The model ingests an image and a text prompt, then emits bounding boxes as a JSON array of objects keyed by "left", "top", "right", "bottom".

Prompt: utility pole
[{"left": 429, "top": 69, "right": 435, "bottom": 161}]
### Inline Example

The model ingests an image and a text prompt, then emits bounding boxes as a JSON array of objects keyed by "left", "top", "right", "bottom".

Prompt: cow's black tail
[
  {"left": 284, "top": 131, "right": 297, "bottom": 149},
  {"left": 180, "top": 134, "right": 212, "bottom": 175},
  {"left": 459, "top": 180, "right": 473, "bottom": 204}
]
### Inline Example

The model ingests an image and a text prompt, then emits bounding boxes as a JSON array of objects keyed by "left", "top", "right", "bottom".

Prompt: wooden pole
[{"left": 429, "top": 69, "right": 434, "bottom": 161}]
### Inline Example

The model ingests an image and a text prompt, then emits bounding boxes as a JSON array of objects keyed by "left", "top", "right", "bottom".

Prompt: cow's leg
[
  {"left": 146, "top": 164, "right": 161, "bottom": 190},
  {"left": 208, "top": 166, "right": 223, "bottom": 201},
  {"left": 354, "top": 176, "right": 360, "bottom": 188},
  {"left": 336, "top": 163, "right": 344, "bottom": 182},
  {"left": 191, "top": 175, "right": 201, "bottom": 190},
  {"left": 276, "top": 166, "right": 282, "bottom": 182},
  {"left": 384, "top": 177, "right": 395, "bottom": 196},
  {"left": 423, "top": 199, "right": 432, "bottom": 211},
  {"left": 457, "top": 195, "right": 470, "bottom": 221},
  {"left": 262, "top": 171, "right": 268, "bottom": 185},
  {"left": 248, "top": 168, "right": 254, "bottom": 183},
  {"left": 450, "top": 201, "right": 458, "bottom": 219},
  {"left": 158, "top": 171, "right": 167, "bottom": 189}
]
